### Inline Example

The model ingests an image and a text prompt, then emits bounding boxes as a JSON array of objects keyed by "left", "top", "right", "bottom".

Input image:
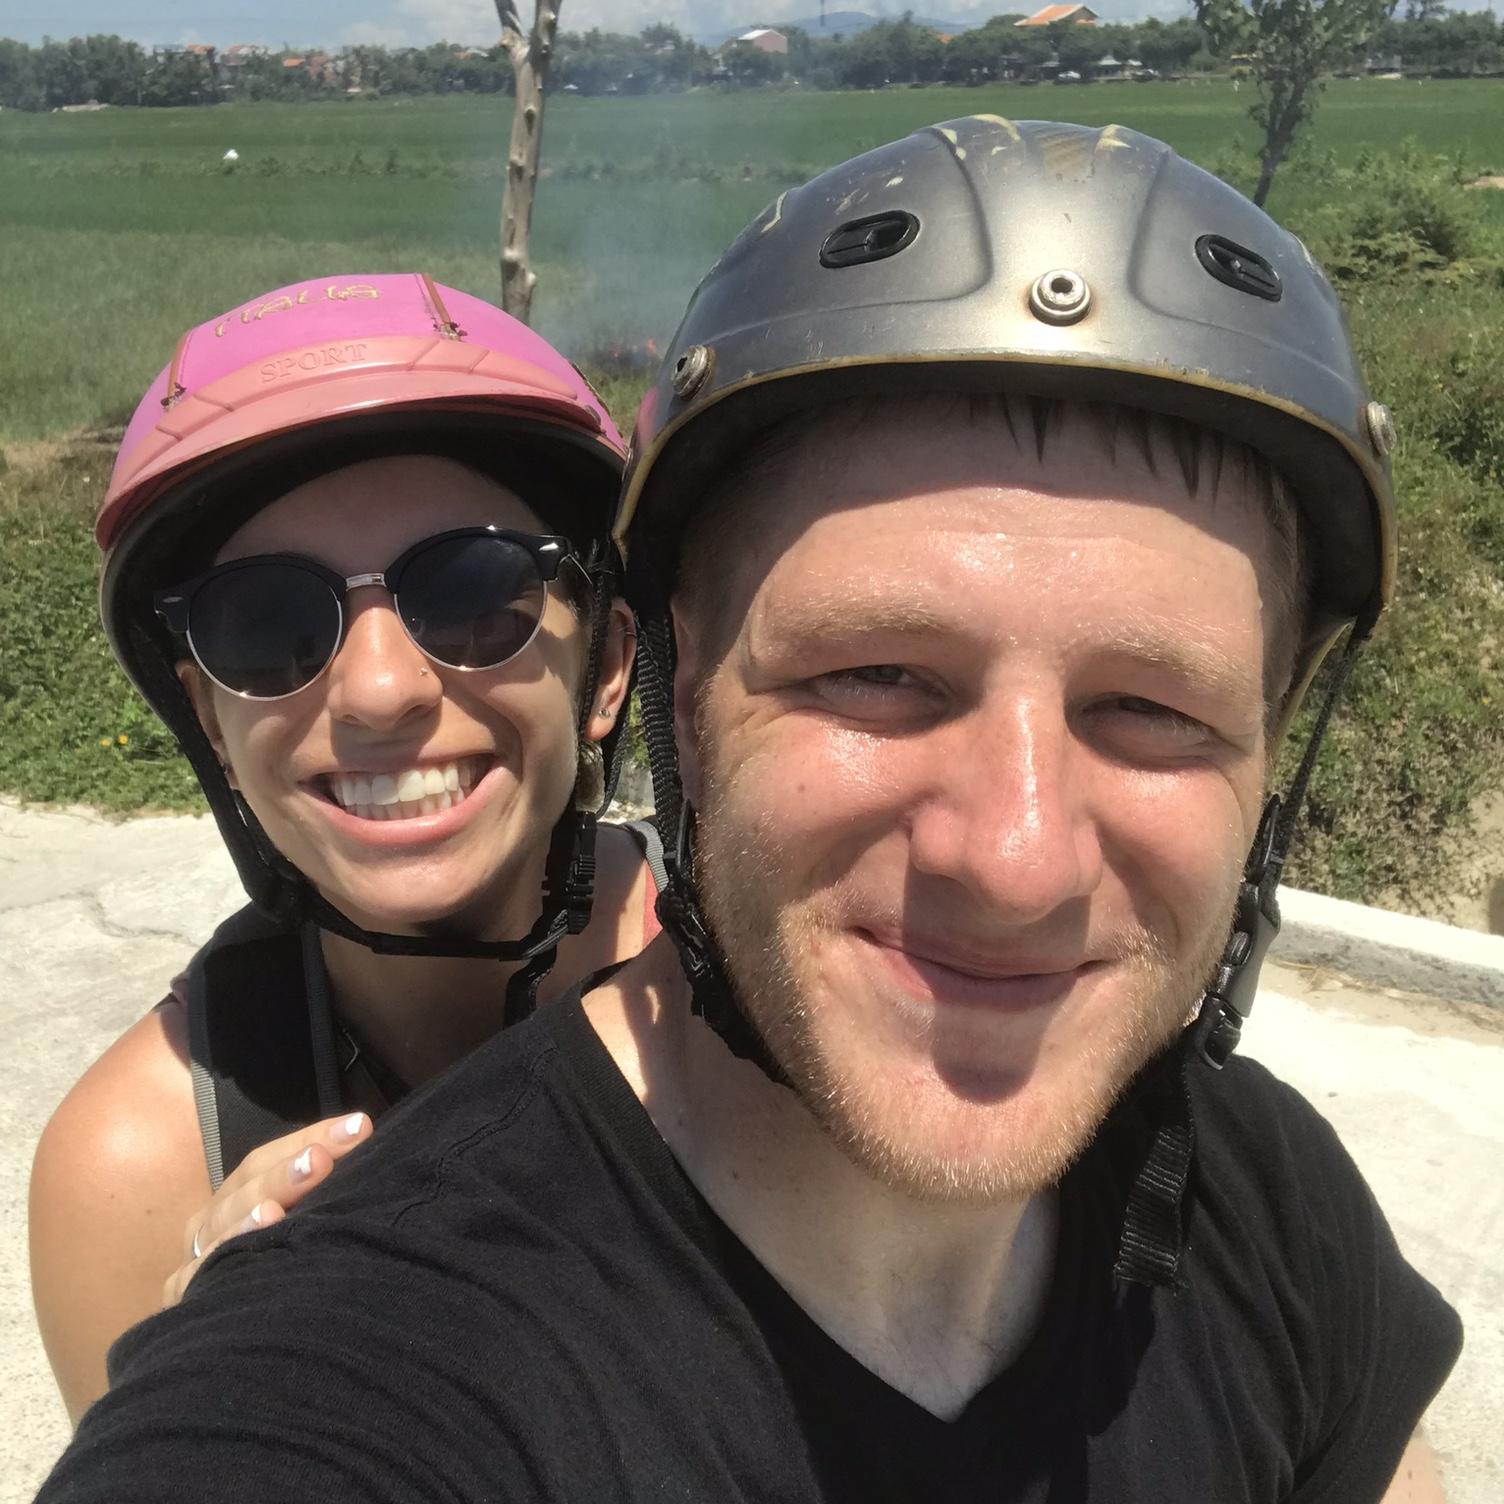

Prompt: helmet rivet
[
  {"left": 1028, "top": 269, "right": 1091, "bottom": 326},
  {"left": 671, "top": 344, "right": 714, "bottom": 400},
  {"left": 1365, "top": 400, "right": 1396, "bottom": 458}
]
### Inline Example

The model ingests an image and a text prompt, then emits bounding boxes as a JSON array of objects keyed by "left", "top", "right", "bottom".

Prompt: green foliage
[
  {"left": 1, "top": 89, "right": 1501, "bottom": 906},
  {"left": 1197, "top": 0, "right": 1392, "bottom": 203},
  {"left": 1294, "top": 142, "right": 1486, "bottom": 277},
  {"left": 0, "top": 445, "right": 202, "bottom": 810},
  {"left": 1277, "top": 268, "right": 1504, "bottom": 902},
  {"left": 4, "top": 13, "right": 1502, "bottom": 114}
]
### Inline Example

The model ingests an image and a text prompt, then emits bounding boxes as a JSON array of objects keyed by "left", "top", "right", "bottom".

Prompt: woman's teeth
[{"left": 325, "top": 757, "right": 487, "bottom": 821}]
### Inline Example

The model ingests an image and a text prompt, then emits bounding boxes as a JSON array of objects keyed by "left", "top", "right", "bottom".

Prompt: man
[{"left": 39, "top": 119, "right": 1458, "bottom": 1503}]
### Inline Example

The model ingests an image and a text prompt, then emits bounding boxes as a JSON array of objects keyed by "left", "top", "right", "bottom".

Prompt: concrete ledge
[{"left": 1275, "top": 886, "right": 1504, "bottom": 1007}]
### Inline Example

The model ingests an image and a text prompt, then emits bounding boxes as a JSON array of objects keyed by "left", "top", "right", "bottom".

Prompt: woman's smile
[{"left": 302, "top": 754, "right": 512, "bottom": 850}]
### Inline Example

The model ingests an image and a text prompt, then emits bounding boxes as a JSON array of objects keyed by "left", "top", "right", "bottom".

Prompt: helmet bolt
[
  {"left": 1028, "top": 269, "right": 1091, "bottom": 326},
  {"left": 1365, "top": 400, "right": 1396, "bottom": 459},
  {"left": 671, "top": 344, "right": 714, "bottom": 401}
]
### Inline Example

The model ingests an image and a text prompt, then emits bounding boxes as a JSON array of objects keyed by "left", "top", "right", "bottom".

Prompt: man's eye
[
  {"left": 812, "top": 664, "right": 933, "bottom": 708},
  {"left": 838, "top": 665, "right": 909, "bottom": 688},
  {"left": 1093, "top": 696, "right": 1213, "bottom": 751},
  {"left": 1118, "top": 696, "right": 1195, "bottom": 723}
]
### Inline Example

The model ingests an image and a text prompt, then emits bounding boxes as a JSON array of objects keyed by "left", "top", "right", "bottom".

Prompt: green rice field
[
  {"left": 1, "top": 79, "right": 1501, "bottom": 912},
  {"left": 3, "top": 78, "right": 1502, "bottom": 443}
]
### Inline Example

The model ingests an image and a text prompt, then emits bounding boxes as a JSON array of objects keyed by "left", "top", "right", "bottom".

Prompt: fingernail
[
  {"left": 290, "top": 1147, "right": 314, "bottom": 1181},
  {"left": 239, "top": 1204, "right": 263, "bottom": 1233},
  {"left": 333, "top": 1112, "right": 367, "bottom": 1143}
]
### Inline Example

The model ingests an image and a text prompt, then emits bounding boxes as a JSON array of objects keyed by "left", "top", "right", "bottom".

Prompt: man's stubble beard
[{"left": 691, "top": 761, "right": 1238, "bottom": 1205}]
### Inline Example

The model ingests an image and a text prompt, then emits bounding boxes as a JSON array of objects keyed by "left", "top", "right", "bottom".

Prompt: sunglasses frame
[{"left": 155, "top": 526, "right": 584, "bottom": 702}]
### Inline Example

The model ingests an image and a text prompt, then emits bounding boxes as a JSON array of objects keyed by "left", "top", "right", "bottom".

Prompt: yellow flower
[
  {"left": 117, "top": 734, "right": 129, "bottom": 745},
  {"left": 99, "top": 737, "right": 112, "bottom": 748}
]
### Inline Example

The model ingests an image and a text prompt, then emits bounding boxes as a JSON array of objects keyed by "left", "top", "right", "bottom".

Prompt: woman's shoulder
[
  {"left": 32, "top": 995, "right": 206, "bottom": 1223},
  {"left": 30, "top": 993, "right": 213, "bottom": 1421}
]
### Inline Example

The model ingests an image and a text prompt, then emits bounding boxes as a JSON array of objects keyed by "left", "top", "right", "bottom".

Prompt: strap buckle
[{"left": 1192, "top": 796, "right": 1283, "bottom": 1070}]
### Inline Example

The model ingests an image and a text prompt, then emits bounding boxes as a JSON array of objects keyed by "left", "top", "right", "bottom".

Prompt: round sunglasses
[{"left": 155, "top": 527, "right": 585, "bottom": 700}]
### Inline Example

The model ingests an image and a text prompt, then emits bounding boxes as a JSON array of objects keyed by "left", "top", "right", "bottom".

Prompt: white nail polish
[
  {"left": 336, "top": 1112, "right": 367, "bottom": 1141},
  {"left": 291, "top": 1147, "right": 314, "bottom": 1180}
]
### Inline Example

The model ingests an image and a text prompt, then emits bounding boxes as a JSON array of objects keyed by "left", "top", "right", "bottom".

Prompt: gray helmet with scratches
[{"left": 620, "top": 116, "right": 1395, "bottom": 704}]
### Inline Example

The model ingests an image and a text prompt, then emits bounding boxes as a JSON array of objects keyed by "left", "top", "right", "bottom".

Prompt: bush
[
  {"left": 0, "top": 444, "right": 202, "bottom": 811},
  {"left": 1431, "top": 327, "right": 1504, "bottom": 497},
  {"left": 1295, "top": 143, "right": 1485, "bottom": 282},
  {"left": 1277, "top": 271, "right": 1504, "bottom": 905}
]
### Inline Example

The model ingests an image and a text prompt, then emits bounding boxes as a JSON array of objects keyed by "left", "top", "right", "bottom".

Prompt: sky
[
  {"left": 2, "top": 0, "right": 1214, "bottom": 50},
  {"left": 0, "top": 0, "right": 1494, "bottom": 48}
]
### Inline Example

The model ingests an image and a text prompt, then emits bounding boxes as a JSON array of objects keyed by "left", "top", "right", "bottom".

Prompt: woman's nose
[{"left": 321, "top": 590, "right": 442, "bottom": 732}]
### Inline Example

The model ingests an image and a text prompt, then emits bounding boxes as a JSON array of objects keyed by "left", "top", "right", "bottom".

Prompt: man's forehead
[{"left": 735, "top": 396, "right": 1276, "bottom": 534}]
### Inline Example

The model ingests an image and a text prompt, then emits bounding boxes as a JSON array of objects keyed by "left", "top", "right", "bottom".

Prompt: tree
[
  {"left": 721, "top": 40, "right": 788, "bottom": 84},
  {"left": 495, "top": 0, "right": 562, "bottom": 322},
  {"left": 1198, "top": 0, "right": 1391, "bottom": 207},
  {"left": 1047, "top": 16, "right": 1102, "bottom": 72}
]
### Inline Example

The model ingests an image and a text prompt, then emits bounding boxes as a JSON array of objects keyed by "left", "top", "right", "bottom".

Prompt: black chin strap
[
  {"left": 1113, "top": 613, "right": 1377, "bottom": 1289},
  {"left": 631, "top": 607, "right": 790, "bottom": 1078}
]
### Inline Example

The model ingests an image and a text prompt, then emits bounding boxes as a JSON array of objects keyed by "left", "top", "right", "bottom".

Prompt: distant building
[
  {"left": 1015, "top": 4, "right": 1098, "bottom": 26},
  {"left": 722, "top": 27, "right": 789, "bottom": 55},
  {"left": 281, "top": 52, "right": 337, "bottom": 83},
  {"left": 219, "top": 44, "right": 268, "bottom": 70}
]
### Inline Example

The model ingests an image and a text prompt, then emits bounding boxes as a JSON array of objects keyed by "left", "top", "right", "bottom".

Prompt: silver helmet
[{"left": 621, "top": 116, "right": 1394, "bottom": 701}]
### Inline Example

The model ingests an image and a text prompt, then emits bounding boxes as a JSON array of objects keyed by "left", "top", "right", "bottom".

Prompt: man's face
[{"left": 677, "top": 401, "right": 1279, "bottom": 1201}]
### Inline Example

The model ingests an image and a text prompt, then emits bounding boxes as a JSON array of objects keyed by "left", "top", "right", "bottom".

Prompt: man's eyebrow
[
  {"left": 751, "top": 591, "right": 1260, "bottom": 702},
  {"left": 1096, "top": 624, "right": 1259, "bottom": 703},
  {"left": 757, "top": 589, "right": 966, "bottom": 644}
]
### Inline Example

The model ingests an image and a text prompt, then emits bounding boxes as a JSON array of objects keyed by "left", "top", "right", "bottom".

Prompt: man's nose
[
  {"left": 906, "top": 694, "right": 1102, "bottom": 925},
  {"left": 322, "top": 590, "right": 442, "bottom": 732}
]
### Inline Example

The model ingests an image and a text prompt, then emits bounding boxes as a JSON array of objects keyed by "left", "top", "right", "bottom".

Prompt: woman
[{"left": 29, "top": 275, "right": 659, "bottom": 1423}]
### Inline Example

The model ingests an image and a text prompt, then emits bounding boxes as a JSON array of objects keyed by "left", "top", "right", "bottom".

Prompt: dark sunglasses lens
[
  {"left": 189, "top": 564, "right": 340, "bottom": 698},
  {"left": 397, "top": 535, "right": 547, "bottom": 670}
]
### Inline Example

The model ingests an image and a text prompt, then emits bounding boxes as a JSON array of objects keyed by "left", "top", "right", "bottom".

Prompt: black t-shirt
[{"left": 39, "top": 993, "right": 1460, "bottom": 1503}]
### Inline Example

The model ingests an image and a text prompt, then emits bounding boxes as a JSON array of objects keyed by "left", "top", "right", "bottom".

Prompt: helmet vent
[
  {"left": 820, "top": 211, "right": 920, "bottom": 269},
  {"left": 1195, "top": 235, "right": 1282, "bottom": 302}
]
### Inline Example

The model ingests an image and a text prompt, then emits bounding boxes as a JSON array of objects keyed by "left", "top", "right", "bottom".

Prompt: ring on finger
[{"left": 191, "top": 1225, "right": 205, "bottom": 1260}]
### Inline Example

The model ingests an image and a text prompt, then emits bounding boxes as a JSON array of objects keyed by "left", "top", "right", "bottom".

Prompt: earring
[
  {"left": 418, "top": 666, "right": 431, "bottom": 677},
  {"left": 597, "top": 704, "right": 612, "bottom": 719}
]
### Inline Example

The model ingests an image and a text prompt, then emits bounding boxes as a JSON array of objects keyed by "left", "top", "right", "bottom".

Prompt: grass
[
  {"left": 1, "top": 81, "right": 1501, "bottom": 906},
  {"left": 4, "top": 80, "right": 1503, "bottom": 441}
]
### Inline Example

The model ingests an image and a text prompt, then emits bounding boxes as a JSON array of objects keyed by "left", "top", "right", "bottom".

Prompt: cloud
[
  {"left": 341, "top": 21, "right": 413, "bottom": 46},
  {"left": 394, "top": 0, "right": 498, "bottom": 43}
]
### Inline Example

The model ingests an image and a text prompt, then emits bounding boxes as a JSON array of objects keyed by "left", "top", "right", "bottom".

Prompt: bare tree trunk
[
  {"left": 1252, "top": 149, "right": 1279, "bottom": 208},
  {"left": 496, "top": 0, "right": 560, "bottom": 323},
  {"left": 1252, "top": 100, "right": 1300, "bottom": 208}
]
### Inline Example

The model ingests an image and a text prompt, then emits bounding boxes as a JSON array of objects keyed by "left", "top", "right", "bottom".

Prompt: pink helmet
[
  {"left": 101, "top": 273, "right": 624, "bottom": 704},
  {"left": 99, "top": 272, "right": 622, "bottom": 554}
]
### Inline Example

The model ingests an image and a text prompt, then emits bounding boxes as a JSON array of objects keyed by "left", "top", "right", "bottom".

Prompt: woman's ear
[
  {"left": 582, "top": 600, "right": 637, "bottom": 747},
  {"left": 175, "top": 661, "right": 237, "bottom": 788}
]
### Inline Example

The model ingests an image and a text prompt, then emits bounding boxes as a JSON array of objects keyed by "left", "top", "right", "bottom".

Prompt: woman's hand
[{"left": 163, "top": 1111, "right": 373, "bottom": 1307}]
